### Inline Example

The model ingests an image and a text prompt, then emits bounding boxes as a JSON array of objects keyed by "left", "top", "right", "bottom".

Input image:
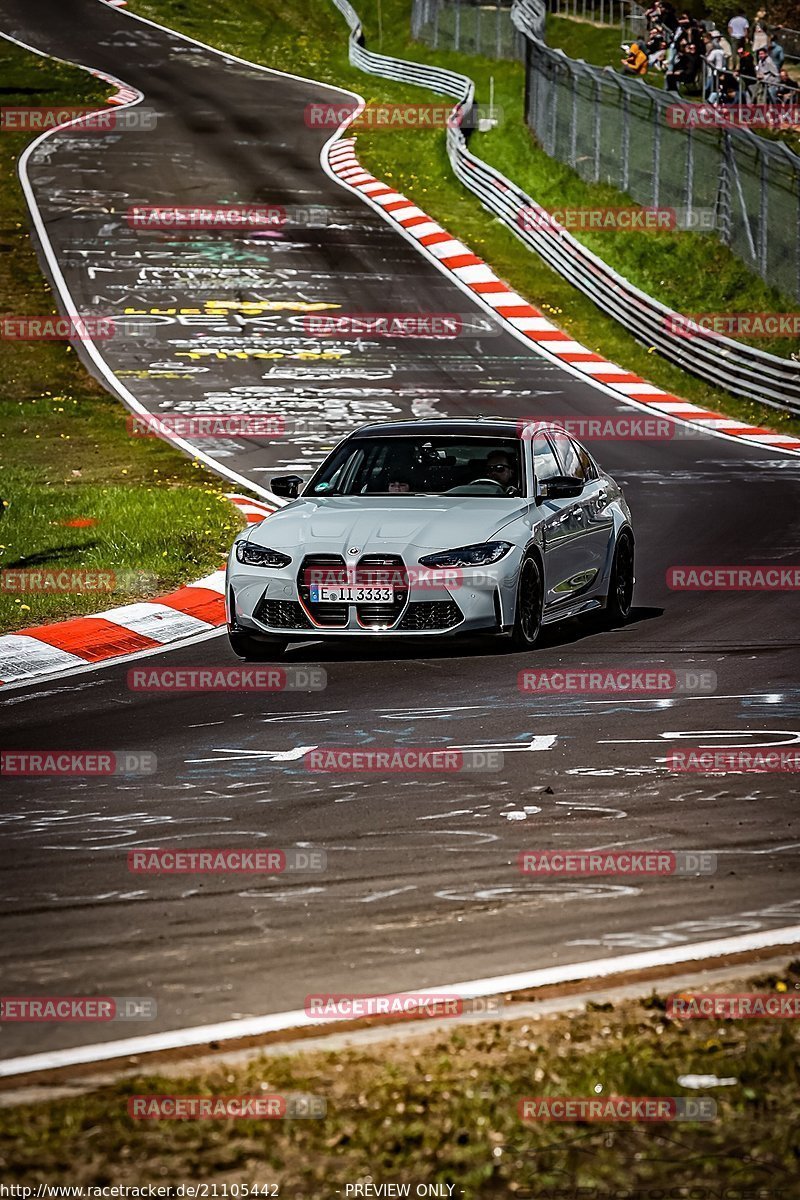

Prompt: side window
[
  {"left": 532, "top": 435, "right": 562, "bottom": 484},
  {"left": 573, "top": 440, "right": 597, "bottom": 480},
  {"left": 551, "top": 433, "right": 591, "bottom": 481}
]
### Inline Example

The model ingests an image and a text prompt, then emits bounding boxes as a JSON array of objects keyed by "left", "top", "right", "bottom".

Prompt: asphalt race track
[{"left": 0, "top": 0, "right": 799, "bottom": 1064}]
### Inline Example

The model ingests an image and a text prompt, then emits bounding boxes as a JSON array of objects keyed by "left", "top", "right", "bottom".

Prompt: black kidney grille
[
  {"left": 254, "top": 598, "right": 312, "bottom": 629},
  {"left": 396, "top": 601, "right": 463, "bottom": 631},
  {"left": 299, "top": 555, "right": 349, "bottom": 627}
]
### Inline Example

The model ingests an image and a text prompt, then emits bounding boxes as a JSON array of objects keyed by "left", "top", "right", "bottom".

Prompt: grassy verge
[
  {"left": 1, "top": 964, "right": 798, "bottom": 1191},
  {"left": 0, "top": 42, "right": 244, "bottom": 634},
  {"left": 127, "top": 0, "right": 800, "bottom": 442}
]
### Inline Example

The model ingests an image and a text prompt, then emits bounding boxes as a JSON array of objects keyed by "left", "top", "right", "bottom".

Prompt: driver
[{"left": 482, "top": 450, "right": 518, "bottom": 491}]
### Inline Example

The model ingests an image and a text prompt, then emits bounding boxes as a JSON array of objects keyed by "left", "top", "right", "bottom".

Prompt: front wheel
[
  {"left": 510, "top": 555, "right": 543, "bottom": 650},
  {"left": 603, "top": 533, "right": 635, "bottom": 626},
  {"left": 227, "top": 630, "right": 288, "bottom": 660}
]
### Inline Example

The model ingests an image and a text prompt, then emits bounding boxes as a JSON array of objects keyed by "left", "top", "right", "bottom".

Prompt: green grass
[
  {"left": 1, "top": 966, "right": 799, "bottom": 1191},
  {"left": 0, "top": 43, "right": 245, "bottom": 634},
  {"left": 545, "top": 13, "right": 637, "bottom": 71},
  {"left": 127, "top": 0, "right": 800, "bottom": 443}
]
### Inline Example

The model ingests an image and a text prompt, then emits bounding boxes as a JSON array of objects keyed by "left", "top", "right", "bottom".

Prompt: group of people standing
[{"left": 620, "top": 4, "right": 795, "bottom": 106}]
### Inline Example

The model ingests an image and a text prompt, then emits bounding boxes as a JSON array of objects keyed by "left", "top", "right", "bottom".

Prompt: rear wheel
[
  {"left": 227, "top": 630, "right": 288, "bottom": 660},
  {"left": 603, "top": 533, "right": 634, "bottom": 625},
  {"left": 510, "top": 555, "right": 543, "bottom": 650}
]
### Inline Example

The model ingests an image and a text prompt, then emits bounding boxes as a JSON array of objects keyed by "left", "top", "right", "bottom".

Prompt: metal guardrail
[
  {"left": 329, "top": 0, "right": 800, "bottom": 414},
  {"left": 775, "top": 25, "right": 800, "bottom": 62}
]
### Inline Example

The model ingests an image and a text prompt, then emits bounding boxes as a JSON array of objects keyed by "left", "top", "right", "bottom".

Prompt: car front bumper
[{"left": 226, "top": 551, "right": 521, "bottom": 638}]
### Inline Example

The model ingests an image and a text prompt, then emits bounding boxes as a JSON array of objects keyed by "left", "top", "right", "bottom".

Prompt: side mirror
[
  {"left": 271, "top": 474, "right": 304, "bottom": 499},
  {"left": 540, "top": 475, "right": 584, "bottom": 500}
]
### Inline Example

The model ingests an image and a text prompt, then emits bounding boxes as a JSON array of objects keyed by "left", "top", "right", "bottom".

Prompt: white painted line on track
[{"left": 1, "top": 925, "right": 798, "bottom": 1078}]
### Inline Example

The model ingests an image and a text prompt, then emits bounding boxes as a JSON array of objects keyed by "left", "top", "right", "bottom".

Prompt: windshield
[{"left": 307, "top": 436, "right": 525, "bottom": 498}]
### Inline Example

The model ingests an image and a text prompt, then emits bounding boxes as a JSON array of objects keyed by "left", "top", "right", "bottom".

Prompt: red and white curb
[
  {"left": 0, "top": 495, "right": 274, "bottom": 688},
  {"left": 325, "top": 137, "right": 800, "bottom": 455}
]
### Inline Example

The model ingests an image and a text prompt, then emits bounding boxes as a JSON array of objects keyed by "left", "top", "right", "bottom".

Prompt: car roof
[{"left": 348, "top": 418, "right": 570, "bottom": 440}]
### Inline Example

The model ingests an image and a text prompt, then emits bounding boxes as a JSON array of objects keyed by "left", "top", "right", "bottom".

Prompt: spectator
[
  {"left": 621, "top": 41, "right": 648, "bottom": 75},
  {"left": 775, "top": 67, "right": 796, "bottom": 104},
  {"left": 752, "top": 12, "right": 770, "bottom": 53},
  {"left": 709, "top": 68, "right": 740, "bottom": 105},
  {"left": 666, "top": 38, "right": 700, "bottom": 91},
  {"left": 705, "top": 35, "right": 728, "bottom": 98},
  {"left": 714, "top": 27, "right": 735, "bottom": 66},
  {"left": 667, "top": 13, "right": 692, "bottom": 68},
  {"left": 688, "top": 19, "right": 705, "bottom": 53},
  {"left": 737, "top": 44, "right": 757, "bottom": 99},
  {"left": 728, "top": 10, "right": 750, "bottom": 47},
  {"left": 660, "top": 0, "right": 678, "bottom": 32},
  {"left": 755, "top": 45, "right": 780, "bottom": 101},
  {"left": 777, "top": 66, "right": 796, "bottom": 103},
  {"left": 769, "top": 34, "right": 785, "bottom": 69},
  {"left": 647, "top": 34, "right": 669, "bottom": 69}
]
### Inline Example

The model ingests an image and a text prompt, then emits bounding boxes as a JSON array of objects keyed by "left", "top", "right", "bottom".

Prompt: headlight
[
  {"left": 418, "top": 541, "right": 513, "bottom": 568},
  {"left": 235, "top": 543, "right": 292, "bottom": 568}
]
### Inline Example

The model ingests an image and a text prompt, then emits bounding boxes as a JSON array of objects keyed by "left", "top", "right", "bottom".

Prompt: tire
[
  {"left": 510, "top": 555, "right": 544, "bottom": 651},
  {"left": 603, "top": 533, "right": 635, "bottom": 626},
  {"left": 227, "top": 630, "right": 288, "bottom": 660}
]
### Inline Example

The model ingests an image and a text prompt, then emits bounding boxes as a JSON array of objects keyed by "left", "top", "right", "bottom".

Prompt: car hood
[{"left": 246, "top": 495, "right": 528, "bottom": 553}]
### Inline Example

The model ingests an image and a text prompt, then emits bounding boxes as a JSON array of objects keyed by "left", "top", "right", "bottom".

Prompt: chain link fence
[
  {"left": 411, "top": 0, "right": 526, "bottom": 59},
  {"left": 522, "top": 34, "right": 800, "bottom": 302}
]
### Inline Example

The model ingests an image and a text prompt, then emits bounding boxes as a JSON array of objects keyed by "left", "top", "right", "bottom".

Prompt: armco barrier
[{"left": 329, "top": 0, "right": 800, "bottom": 414}]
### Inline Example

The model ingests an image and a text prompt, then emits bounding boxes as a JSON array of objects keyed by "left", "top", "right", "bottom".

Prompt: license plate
[{"left": 309, "top": 585, "right": 394, "bottom": 603}]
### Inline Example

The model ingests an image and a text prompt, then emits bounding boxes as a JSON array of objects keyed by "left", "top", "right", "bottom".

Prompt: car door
[
  {"left": 531, "top": 433, "right": 589, "bottom": 609},
  {"left": 549, "top": 432, "right": 614, "bottom": 600}
]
